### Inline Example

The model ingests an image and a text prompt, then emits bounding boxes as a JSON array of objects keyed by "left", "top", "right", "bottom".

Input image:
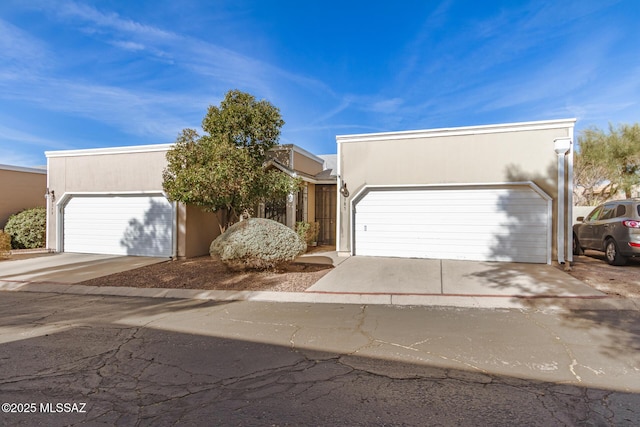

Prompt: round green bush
[
  {"left": 210, "top": 218, "right": 306, "bottom": 271},
  {"left": 5, "top": 207, "right": 46, "bottom": 249}
]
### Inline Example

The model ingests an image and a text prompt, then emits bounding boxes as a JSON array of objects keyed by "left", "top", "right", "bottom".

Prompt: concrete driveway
[
  {"left": 307, "top": 256, "right": 606, "bottom": 298},
  {"left": 0, "top": 253, "right": 168, "bottom": 286}
]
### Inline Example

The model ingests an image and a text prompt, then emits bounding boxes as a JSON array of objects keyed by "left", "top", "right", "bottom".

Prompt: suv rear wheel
[{"left": 605, "top": 238, "right": 627, "bottom": 266}]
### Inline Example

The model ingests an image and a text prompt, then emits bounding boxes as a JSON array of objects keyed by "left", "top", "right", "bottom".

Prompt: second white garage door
[
  {"left": 63, "top": 194, "right": 174, "bottom": 257},
  {"left": 353, "top": 184, "right": 551, "bottom": 263}
]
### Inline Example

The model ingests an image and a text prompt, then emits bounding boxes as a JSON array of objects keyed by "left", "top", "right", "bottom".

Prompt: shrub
[
  {"left": 295, "top": 221, "right": 311, "bottom": 244},
  {"left": 5, "top": 207, "right": 46, "bottom": 249},
  {"left": 296, "top": 221, "right": 320, "bottom": 245},
  {"left": 210, "top": 218, "right": 306, "bottom": 271},
  {"left": 0, "top": 230, "right": 10, "bottom": 259}
]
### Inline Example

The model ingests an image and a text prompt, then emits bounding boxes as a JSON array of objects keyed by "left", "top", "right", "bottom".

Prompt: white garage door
[
  {"left": 63, "top": 195, "right": 173, "bottom": 257},
  {"left": 354, "top": 185, "right": 550, "bottom": 263}
]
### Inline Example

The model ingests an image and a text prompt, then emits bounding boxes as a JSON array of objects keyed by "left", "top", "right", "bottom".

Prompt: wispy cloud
[
  {"left": 0, "top": 18, "right": 51, "bottom": 70},
  {"left": 7, "top": 0, "right": 338, "bottom": 137},
  {"left": 0, "top": 122, "right": 71, "bottom": 149}
]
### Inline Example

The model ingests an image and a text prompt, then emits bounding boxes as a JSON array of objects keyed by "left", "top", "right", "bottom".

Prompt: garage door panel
[
  {"left": 63, "top": 195, "right": 173, "bottom": 257},
  {"left": 354, "top": 186, "right": 550, "bottom": 263}
]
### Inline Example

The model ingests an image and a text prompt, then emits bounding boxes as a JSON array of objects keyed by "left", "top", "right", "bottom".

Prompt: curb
[{"left": 1, "top": 280, "right": 639, "bottom": 311}]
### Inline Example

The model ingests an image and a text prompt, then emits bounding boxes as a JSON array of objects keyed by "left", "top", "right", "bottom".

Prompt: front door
[{"left": 315, "top": 185, "right": 336, "bottom": 245}]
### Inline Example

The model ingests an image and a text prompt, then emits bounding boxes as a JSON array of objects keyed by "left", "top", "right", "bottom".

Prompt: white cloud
[
  {"left": 109, "top": 40, "right": 145, "bottom": 51},
  {"left": 0, "top": 18, "right": 51, "bottom": 70}
]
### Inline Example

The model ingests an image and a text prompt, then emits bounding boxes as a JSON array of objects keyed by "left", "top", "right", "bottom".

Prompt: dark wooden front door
[{"left": 315, "top": 185, "right": 336, "bottom": 245}]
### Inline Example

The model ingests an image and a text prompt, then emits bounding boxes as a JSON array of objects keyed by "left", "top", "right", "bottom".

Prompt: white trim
[
  {"left": 336, "top": 140, "right": 343, "bottom": 252},
  {"left": 56, "top": 190, "right": 171, "bottom": 207},
  {"left": 45, "top": 143, "right": 173, "bottom": 158},
  {"left": 337, "top": 118, "right": 577, "bottom": 144},
  {"left": 45, "top": 157, "right": 50, "bottom": 250},
  {"left": 350, "top": 182, "right": 552, "bottom": 264},
  {"left": 350, "top": 181, "right": 552, "bottom": 204},
  {"left": 0, "top": 164, "right": 47, "bottom": 174}
]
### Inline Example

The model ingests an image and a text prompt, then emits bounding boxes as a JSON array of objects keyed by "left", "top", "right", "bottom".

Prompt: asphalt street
[{"left": 1, "top": 292, "right": 639, "bottom": 426}]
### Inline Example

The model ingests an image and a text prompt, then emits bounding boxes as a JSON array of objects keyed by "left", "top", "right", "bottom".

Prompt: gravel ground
[
  {"left": 78, "top": 256, "right": 332, "bottom": 292},
  {"left": 561, "top": 250, "right": 640, "bottom": 298}
]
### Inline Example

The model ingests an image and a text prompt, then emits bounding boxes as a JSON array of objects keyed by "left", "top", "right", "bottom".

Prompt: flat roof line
[{"left": 337, "top": 118, "right": 577, "bottom": 143}]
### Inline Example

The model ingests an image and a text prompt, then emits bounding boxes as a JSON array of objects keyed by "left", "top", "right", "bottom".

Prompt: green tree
[
  {"left": 576, "top": 123, "right": 640, "bottom": 202},
  {"left": 162, "top": 90, "right": 299, "bottom": 230}
]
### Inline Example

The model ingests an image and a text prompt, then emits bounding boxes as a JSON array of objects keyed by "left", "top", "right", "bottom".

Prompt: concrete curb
[{"left": 1, "top": 280, "right": 638, "bottom": 311}]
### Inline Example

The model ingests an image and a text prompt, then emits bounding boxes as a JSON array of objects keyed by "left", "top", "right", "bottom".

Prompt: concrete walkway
[{"left": 0, "top": 253, "right": 167, "bottom": 284}]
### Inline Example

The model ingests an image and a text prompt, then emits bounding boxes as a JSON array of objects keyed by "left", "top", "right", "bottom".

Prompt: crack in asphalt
[{"left": 2, "top": 294, "right": 640, "bottom": 426}]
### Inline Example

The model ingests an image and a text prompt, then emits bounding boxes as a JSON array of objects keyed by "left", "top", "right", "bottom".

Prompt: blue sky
[{"left": 1, "top": 0, "right": 638, "bottom": 167}]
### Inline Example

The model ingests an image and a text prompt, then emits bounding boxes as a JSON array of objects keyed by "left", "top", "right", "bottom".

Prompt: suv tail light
[{"left": 622, "top": 220, "right": 640, "bottom": 228}]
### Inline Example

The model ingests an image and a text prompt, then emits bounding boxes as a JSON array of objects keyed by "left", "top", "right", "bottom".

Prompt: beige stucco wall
[
  {"left": 183, "top": 205, "right": 220, "bottom": 258},
  {"left": 337, "top": 119, "right": 576, "bottom": 261},
  {"left": 48, "top": 150, "right": 167, "bottom": 193},
  {"left": 46, "top": 145, "right": 216, "bottom": 258},
  {"left": 0, "top": 168, "right": 47, "bottom": 228},
  {"left": 293, "top": 151, "right": 323, "bottom": 176},
  {"left": 307, "top": 183, "right": 316, "bottom": 224}
]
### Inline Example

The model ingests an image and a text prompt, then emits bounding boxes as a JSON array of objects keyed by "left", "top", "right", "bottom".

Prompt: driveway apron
[
  {"left": 0, "top": 253, "right": 168, "bottom": 286},
  {"left": 307, "top": 256, "right": 606, "bottom": 298}
]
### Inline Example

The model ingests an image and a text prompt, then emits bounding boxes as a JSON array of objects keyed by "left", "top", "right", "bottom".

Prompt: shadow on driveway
[{"left": 0, "top": 253, "right": 168, "bottom": 285}]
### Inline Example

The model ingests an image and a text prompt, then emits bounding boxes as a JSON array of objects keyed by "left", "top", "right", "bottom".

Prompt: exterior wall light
[{"left": 340, "top": 182, "right": 349, "bottom": 197}]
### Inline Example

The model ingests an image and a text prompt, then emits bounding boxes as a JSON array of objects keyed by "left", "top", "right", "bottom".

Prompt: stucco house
[
  {"left": 0, "top": 164, "right": 47, "bottom": 229},
  {"left": 44, "top": 143, "right": 336, "bottom": 258},
  {"left": 335, "top": 119, "right": 576, "bottom": 265},
  {"left": 44, "top": 118, "right": 574, "bottom": 264}
]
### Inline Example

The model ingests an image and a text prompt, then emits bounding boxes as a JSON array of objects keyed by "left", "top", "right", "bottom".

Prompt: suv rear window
[{"left": 616, "top": 205, "right": 627, "bottom": 218}]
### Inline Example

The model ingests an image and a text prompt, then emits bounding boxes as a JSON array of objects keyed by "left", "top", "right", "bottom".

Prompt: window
[
  {"left": 587, "top": 206, "right": 602, "bottom": 222},
  {"left": 599, "top": 204, "right": 616, "bottom": 220},
  {"left": 616, "top": 204, "right": 627, "bottom": 218}
]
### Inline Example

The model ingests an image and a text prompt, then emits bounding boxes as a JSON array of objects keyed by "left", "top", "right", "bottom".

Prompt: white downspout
[
  {"left": 335, "top": 139, "right": 344, "bottom": 254},
  {"left": 554, "top": 137, "right": 571, "bottom": 265},
  {"left": 45, "top": 157, "right": 50, "bottom": 250},
  {"left": 566, "top": 130, "right": 574, "bottom": 263}
]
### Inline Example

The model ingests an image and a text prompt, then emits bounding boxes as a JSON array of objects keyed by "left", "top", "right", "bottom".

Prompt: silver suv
[{"left": 573, "top": 199, "right": 640, "bottom": 265}]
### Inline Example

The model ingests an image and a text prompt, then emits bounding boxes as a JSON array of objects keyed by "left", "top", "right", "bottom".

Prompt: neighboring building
[
  {"left": 45, "top": 144, "right": 219, "bottom": 258},
  {"left": 0, "top": 164, "right": 47, "bottom": 229},
  {"left": 45, "top": 143, "right": 336, "bottom": 258},
  {"left": 336, "top": 119, "right": 577, "bottom": 265}
]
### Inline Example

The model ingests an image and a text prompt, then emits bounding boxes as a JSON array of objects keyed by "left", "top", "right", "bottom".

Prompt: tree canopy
[
  {"left": 162, "top": 90, "right": 299, "bottom": 229},
  {"left": 574, "top": 123, "right": 640, "bottom": 205}
]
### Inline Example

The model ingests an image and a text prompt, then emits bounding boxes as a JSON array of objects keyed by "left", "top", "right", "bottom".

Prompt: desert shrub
[
  {"left": 295, "top": 221, "right": 320, "bottom": 246},
  {"left": 4, "top": 207, "right": 46, "bottom": 249},
  {"left": 0, "top": 230, "right": 10, "bottom": 258},
  {"left": 210, "top": 218, "right": 306, "bottom": 271},
  {"left": 295, "top": 221, "right": 311, "bottom": 244}
]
